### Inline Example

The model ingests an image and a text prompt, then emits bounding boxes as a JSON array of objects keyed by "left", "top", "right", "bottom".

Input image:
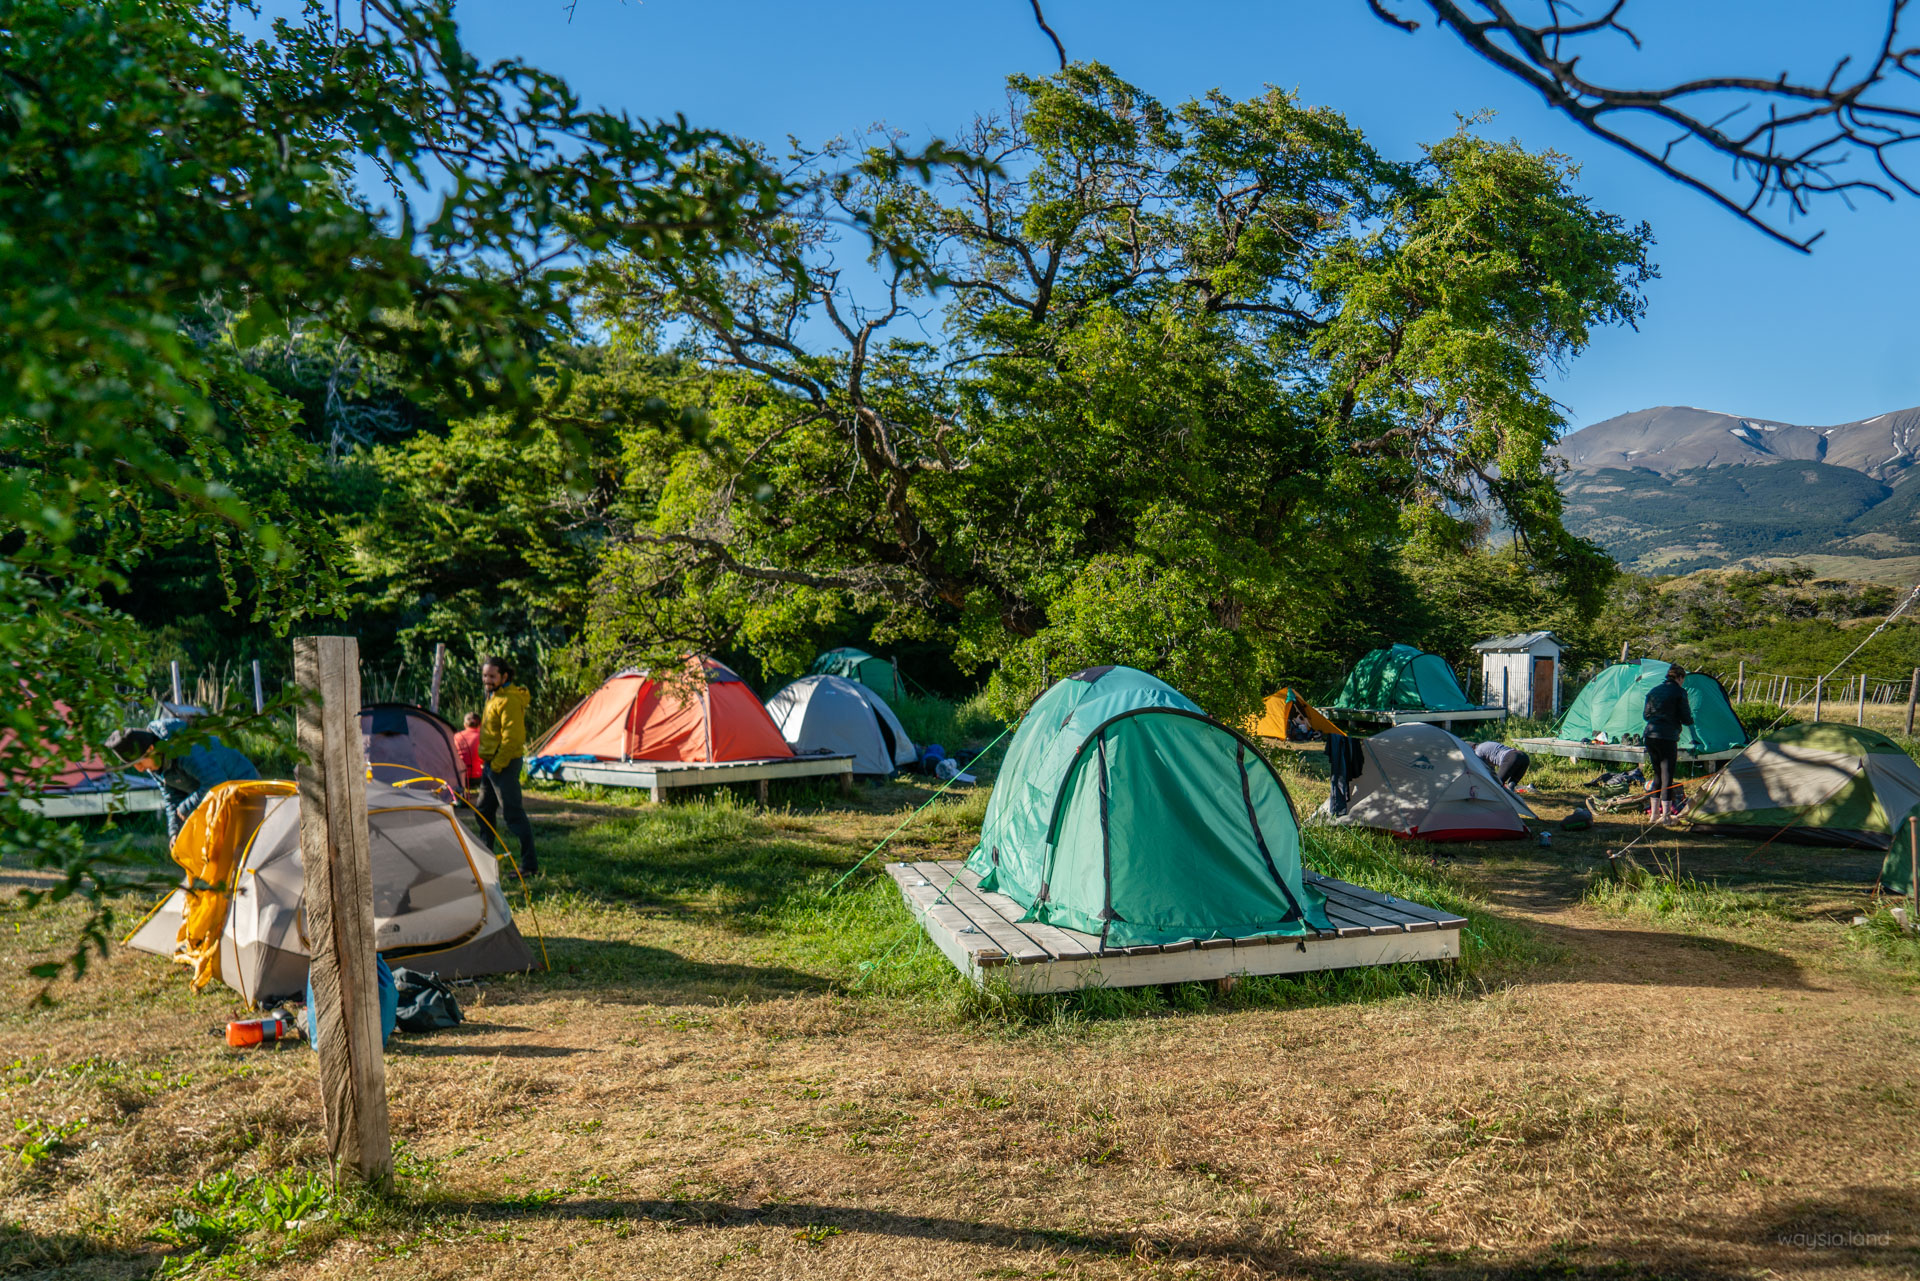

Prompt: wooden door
[{"left": 1531, "top": 656, "right": 1555, "bottom": 717}]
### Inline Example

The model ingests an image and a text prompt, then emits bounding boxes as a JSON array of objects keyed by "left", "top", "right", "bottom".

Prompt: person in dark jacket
[
  {"left": 1474, "top": 738, "right": 1531, "bottom": 790},
  {"left": 105, "top": 715, "right": 259, "bottom": 846},
  {"left": 1642, "top": 665, "right": 1694, "bottom": 820}
]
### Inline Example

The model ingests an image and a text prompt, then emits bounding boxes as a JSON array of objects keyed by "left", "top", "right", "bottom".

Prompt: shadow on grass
[
  {"left": 420, "top": 1183, "right": 1919, "bottom": 1279},
  {"left": 517, "top": 937, "right": 832, "bottom": 1004},
  {"left": 1527, "top": 922, "right": 1817, "bottom": 989}
]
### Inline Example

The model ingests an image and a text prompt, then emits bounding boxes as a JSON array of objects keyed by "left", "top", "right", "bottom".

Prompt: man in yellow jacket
[{"left": 478, "top": 656, "right": 539, "bottom": 875}]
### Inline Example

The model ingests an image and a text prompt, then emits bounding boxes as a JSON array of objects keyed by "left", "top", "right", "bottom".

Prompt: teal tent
[
  {"left": 808, "top": 647, "right": 906, "bottom": 701},
  {"left": 1328, "top": 645, "right": 1477, "bottom": 714},
  {"left": 965, "top": 666, "right": 1330, "bottom": 948},
  {"left": 1556, "top": 660, "right": 1746, "bottom": 754}
]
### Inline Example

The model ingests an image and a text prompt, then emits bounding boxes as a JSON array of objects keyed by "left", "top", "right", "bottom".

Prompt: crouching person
[{"left": 105, "top": 714, "right": 259, "bottom": 847}]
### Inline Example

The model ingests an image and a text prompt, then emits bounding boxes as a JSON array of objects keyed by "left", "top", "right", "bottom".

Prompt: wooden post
[
  {"left": 1906, "top": 668, "right": 1918, "bottom": 736},
  {"left": 429, "top": 643, "right": 446, "bottom": 715},
  {"left": 293, "top": 635, "right": 392, "bottom": 1190},
  {"left": 1736, "top": 660, "right": 1745, "bottom": 703},
  {"left": 170, "top": 660, "right": 183, "bottom": 705},
  {"left": 1857, "top": 673, "right": 1867, "bottom": 726},
  {"left": 1618, "top": 640, "right": 1630, "bottom": 663},
  {"left": 1501, "top": 668, "right": 1509, "bottom": 716},
  {"left": 1813, "top": 676, "right": 1823, "bottom": 723},
  {"left": 252, "top": 661, "right": 265, "bottom": 715}
]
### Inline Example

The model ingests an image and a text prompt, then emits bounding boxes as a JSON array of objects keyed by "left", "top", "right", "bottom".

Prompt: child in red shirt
[{"left": 453, "top": 712, "right": 484, "bottom": 788}]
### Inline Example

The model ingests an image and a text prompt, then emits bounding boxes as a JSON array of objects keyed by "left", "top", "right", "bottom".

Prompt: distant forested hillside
[{"left": 1560, "top": 463, "right": 1920, "bottom": 571}]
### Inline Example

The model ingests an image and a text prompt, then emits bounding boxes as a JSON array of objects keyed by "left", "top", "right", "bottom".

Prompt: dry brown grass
[{"left": 3, "top": 765, "right": 1917, "bottom": 1280}]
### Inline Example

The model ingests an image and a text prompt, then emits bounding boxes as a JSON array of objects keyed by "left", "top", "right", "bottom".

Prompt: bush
[{"left": 1731, "top": 700, "right": 1798, "bottom": 738}]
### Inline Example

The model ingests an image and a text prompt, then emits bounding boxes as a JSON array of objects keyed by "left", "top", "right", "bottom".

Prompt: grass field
[{"left": 4, "top": 736, "right": 1918, "bottom": 1279}]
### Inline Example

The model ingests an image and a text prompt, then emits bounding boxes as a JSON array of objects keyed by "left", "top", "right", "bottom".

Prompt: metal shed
[{"left": 1473, "top": 631, "right": 1563, "bottom": 719}]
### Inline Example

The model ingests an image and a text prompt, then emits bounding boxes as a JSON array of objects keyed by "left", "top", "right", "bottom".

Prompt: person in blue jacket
[
  {"left": 1642, "top": 665, "right": 1695, "bottom": 821},
  {"left": 105, "top": 713, "right": 259, "bottom": 846}
]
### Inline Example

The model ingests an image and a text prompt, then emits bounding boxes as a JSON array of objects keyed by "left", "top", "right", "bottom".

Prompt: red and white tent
[
  {"left": 533, "top": 657, "right": 793, "bottom": 764},
  {"left": 1323, "top": 723, "right": 1535, "bottom": 841}
]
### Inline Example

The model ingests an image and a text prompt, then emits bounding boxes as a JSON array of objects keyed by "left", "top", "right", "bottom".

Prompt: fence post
[
  {"left": 429, "top": 643, "right": 446, "bottom": 715},
  {"left": 1813, "top": 676, "right": 1823, "bottom": 723},
  {"left": 252, "top": 661, "right": 265, "bottom": 715},
  {"left": 1858, "top": 673, "right": 1868, "bottom": 726},
  {"left": 1736, "top": 660, "right": 1745, "bottom": 702},
  {"left": 294, "top": 635, "right": 393, "bottom": 1190},
  {"left": 1908, "top": 668, "right": 1919, "bottom": 737},
  {"left": 170, "top": 661, "right": 182, "bottom": 705},
  {"left": 1618, "top": 640, "right": 1629, "bottom": 663}
]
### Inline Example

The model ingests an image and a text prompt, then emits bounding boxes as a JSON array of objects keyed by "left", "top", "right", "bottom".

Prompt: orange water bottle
[{"left": 226, "top": 1015, "right": 293, "bottom": 1048}]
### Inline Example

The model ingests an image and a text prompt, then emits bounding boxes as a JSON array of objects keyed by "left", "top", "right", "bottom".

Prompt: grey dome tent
[
  {"left": 126, "top": 779, "right": 535, "bottom": 1004},
  {"left": 765, "top": 675, "right": 916, "bottom": 775},
  {"left": 361, "top": 702, "right": 466, "bottom": 799}
]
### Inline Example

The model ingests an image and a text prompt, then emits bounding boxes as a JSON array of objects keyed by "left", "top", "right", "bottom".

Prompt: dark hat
[{"left": 104, "top": 727, "right": 159, "bottom": 762}]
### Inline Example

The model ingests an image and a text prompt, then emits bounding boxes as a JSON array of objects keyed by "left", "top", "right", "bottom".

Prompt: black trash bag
[{"left": 390, "top": 967, "right": 464, "bottom": 1033}]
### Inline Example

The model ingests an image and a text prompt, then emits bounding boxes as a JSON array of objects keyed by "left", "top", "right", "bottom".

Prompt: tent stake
[{"left": 294, "top": 635, "right": 392, "bottom": 1191}]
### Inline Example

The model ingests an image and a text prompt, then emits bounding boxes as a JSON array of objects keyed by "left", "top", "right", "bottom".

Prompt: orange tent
[
  {"left": 533, "top": 657, "right": 794, "bottom": 764},
  {"left": 1245, "top": 687, "right": 1345, "bottom": 742}
]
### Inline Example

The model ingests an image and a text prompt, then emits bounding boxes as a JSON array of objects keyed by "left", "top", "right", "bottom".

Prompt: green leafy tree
[
  {"left": 1, "top": 0, "right": 788, "bottom": 982},
  {"left": 585, "top": 65, "right": 1651, "bottom": 722}
]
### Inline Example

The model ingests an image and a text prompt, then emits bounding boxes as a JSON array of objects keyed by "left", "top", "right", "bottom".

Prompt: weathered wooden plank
[
  {"left": 908, "top": 862, "right": 1049, "bottom": 964},
  {"left": 1307, "top": 872, "right": 1468, "bottom": 929},
  {"left": 1312, "top": 886, "right": 1416, "bottom": 935},
  {"left": 294, "top": 635, "right": 391, "bottom": 1189},
  {"left": 947, "top": 866, "right": 1102, "bottom": 961},
  {"left": 885, "top": 864, "right": 1001, "bottom": 974},
  {"left": 1197, "top": 937, "right": 1236, "bottom": 951}
]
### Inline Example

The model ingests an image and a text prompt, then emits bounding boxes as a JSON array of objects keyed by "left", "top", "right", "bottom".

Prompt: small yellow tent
[{"left": 1247, "top": 688, "right": 1345, "bottom": 742}]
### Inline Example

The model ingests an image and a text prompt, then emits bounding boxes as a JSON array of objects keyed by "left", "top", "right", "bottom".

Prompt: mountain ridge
[{"left": 1552, "top": 405, "right": 1920, "bottom": 575}]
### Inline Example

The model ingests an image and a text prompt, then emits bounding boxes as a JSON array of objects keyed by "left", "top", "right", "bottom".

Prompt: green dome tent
[
  {"left": 808, "top": 647, "right": 906, "bottom": 702},
  {"left": 1557, "top": 660, "right": 1747, "bottom": 754},
  {"left": 964, "top": 666, "right": 1331, "bottom": 948},
  {"left": 1883, "top": 810, "right": 1920, "bottom": 897},
  {"left": 1689, "top": 723, "right": 1920, "bottom": 849},
  {"left": 1328, "top": 645, "right": 1477, "bottom": 713}
]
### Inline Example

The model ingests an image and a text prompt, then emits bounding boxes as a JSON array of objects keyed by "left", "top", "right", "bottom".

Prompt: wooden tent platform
[
  {"left": 547, "top": 754, "right": 854, "bottom": 803},
  {"left": 1516, "top": 737, "right": 1745, "bottom": 766},
  {"left": 1332, "top": 706, "right": 1507, "bottom": 729},
  {"left": 19, "top": 786, "right": 168, "bottom": 820},
  {"left": 888, "top": 860, "right": 1465, "bottom": 993}
]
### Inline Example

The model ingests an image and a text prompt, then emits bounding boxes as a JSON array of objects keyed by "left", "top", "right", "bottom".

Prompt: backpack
[
  {"left": 1562, "top": 804, "right": 1594, "bottom": 832},
  {"left": 390, "top": 967, "right": 464, "bottom": 1033}
]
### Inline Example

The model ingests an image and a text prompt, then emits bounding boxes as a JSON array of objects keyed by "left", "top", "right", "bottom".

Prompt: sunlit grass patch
[{"left": 1584, "top": 873, "right": 1794, "bottom": 926}]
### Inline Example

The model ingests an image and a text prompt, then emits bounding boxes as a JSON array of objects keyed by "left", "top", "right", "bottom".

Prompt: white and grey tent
[
  {"left": 765, "top": 675, "right": 917, "bottom": 775},
  {"left": 1315, "top": 723, "right": 1536, "bottom": 841},
  {"left": 127, "top": 779, "right": 536, "bottom": 1005}
]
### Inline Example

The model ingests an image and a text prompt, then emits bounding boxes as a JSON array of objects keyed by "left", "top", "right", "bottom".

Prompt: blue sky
[{"left": 441, "top": 0, "right": 1914, "bottom": 433}]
